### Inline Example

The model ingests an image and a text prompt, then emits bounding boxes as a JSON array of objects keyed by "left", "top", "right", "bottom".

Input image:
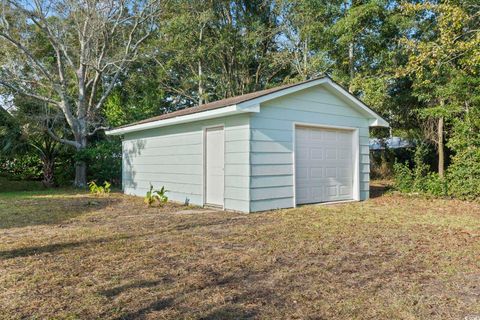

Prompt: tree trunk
[
  {"left": 41, "top": 156, "right": 55, "bottom": 188},
  {"left": 75, "top": 159, "right": 87, "bottom": 187},
  {"left": 438, "top": 116, "right": 445, "bottom": 178},
  {"left": 303, "top": 38, "right": 308, "bottom": 79},
  {"left": 74, "top": 134, "right": 88, "bottom": 188},
  {"left": 198, "top": 59, "right": 204, "bottom": 105},
  {"left": 348, "top": 42, "right": 354, "bottom": 81},
  {"left": 198, "top": 24, "right": 205, "bottom": 105}
]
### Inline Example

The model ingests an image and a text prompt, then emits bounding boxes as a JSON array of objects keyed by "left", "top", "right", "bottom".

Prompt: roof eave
[{"left": 105, "top": 103, "right": 260, "bottom": 136}]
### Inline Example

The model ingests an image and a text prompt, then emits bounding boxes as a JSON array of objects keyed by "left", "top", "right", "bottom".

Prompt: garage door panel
[
  {"left": 337, "top": 131, "right": 352, "bottom": 142},
  {"left": 338, "top": 148, "right": 352, "bottom": 159},
  {"left": 310, "top": 148, "right": 323, "bottom": 160},
  {"left": 296, "top": 147, "right": 309, "bottom": 160},
  {"left": 325, "top": 167, "right": 337, "bottom": 178},
  {"left": 310, "top": 168, "right": 323, "bottom": 179},
  {"left": 295, "top": 126, "right": 354, "bottom": 204},
  {"left": 311, "top": 187, "right": 323, "bottom": 200},
  {"left": 325, "top": 148, "right": 337, "bottom": 160},
  {"left": 337, "top": 169, "right": 352, "bottom": 178},
  {"left": 326, "top": 185, "right": 338, "bottom": 197},
  {"left": 295, "top": 167, "right": 308, "bottom": 179},
  {"left": 310, "top": 129, "right": 324, "bottom": 141},
  {"left": 339, "top": 185, "right": 352, "bottom": 196},
  {"left": 323, "top": 130, "right": 337, "bottom": 141}
]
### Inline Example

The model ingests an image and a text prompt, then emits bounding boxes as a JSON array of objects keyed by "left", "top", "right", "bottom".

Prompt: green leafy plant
[
  {"left": 393, "top": 161, "right": 414, "bottom": 193},
  {"left": 144, "top": 184, "right": 168, "bottom": 206},
  {"left": 88, "top": 181, "right": 111, "bottom": 196},
  {"left": 393, "top": 143, "right": 448, "bottom": 197}
]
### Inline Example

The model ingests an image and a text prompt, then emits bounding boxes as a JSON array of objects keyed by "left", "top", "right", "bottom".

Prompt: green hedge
[{"left": 393, "top": 143, "right": 480, "bottom": 200}]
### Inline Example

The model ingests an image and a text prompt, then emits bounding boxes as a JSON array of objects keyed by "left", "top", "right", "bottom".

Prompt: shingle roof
[{"left": 113, "top": 76, "right": 327, "bottom": 130}]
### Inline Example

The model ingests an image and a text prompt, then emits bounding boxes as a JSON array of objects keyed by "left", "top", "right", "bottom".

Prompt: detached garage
[{"left": 106, "top": 76, "right": 389, "bottom": 213}]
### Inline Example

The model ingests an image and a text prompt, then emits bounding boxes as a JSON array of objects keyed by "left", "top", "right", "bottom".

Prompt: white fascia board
[
  {"left": 326, "top": 80, "right": 390, "bottom": 128},
  {"left": 106, "top": 104, "right": 260, "bottom": 136}
]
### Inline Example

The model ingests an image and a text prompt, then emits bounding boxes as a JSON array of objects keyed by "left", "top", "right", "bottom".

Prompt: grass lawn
[{"left": 0, "top": 185, "right": 479, "bottom": 319}]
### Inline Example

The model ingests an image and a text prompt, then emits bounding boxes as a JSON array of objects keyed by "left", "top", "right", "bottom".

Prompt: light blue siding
[
  {"left": 122, "top": 114, "right": 250, "bottom": 211},
  {"left": 249, "top": 86, "right": 372, "bottom": 211},
  {"left": 121, "top": 84, "right": 373, "bottom": 213}
]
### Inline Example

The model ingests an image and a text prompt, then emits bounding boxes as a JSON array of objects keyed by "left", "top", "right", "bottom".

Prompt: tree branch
[
  {"left": 0, "top": 32, "right": 55, "bottom": 83},
  {"left": 87, "top": 125, "right": 109, "bottom": 136},
  {"left": 0, "top": 79, "right": 59, "bottom": 106},
  {"left": 46, "top": 127, "right": 80, "bottom": 149}
]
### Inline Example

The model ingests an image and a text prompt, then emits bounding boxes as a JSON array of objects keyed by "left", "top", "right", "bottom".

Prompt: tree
[
  {"left": 154, "top": 0, "right": 288, "bottom": 107},
  {"left": 280, "top": 0, "right": 341, "bottom": 81},
  {"left": 398, "top": 2, "right": 480, "bottom": 177},
  {"left": 0, "top": 0, "right": 162, "bottom": 186},
  {"left": 0, "top": 95, "right": 68, "bottom": 187}
]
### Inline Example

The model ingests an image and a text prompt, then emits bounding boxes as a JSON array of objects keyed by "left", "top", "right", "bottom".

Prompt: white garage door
[{"left": 295, "top": 126, "right": 354, "bottom": 204}]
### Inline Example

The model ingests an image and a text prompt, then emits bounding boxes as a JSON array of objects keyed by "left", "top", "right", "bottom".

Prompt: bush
[
  {"left": 0, "top": 154, "right": 42, "bottom": 181},
  {"left": 392, "top": 162, "right": 413, "bottom": 193},
  {"left": 447, "top": 148, "right": 480, "bottom": 200},
  {"left": 423, "top": 173, "right": 447, "bottom": 197},
  {"left": 393, "top": 143, "right": 448, "bottom": 197},
  {"left": 445, "top": 117, "right": 480, "bottom": 200}
]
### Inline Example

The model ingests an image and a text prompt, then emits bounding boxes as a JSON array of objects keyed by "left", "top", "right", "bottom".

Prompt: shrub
[
  {"left": 423, "top": 173, "right": 448, "bottom": 197},
  {"left": 447, "top": 148, "right": 480, "bottom": 200},
  {"left": 393, "top": 143, "right": 448, "bottom": 197},
  {"left": 393, "top": 161, "right": 413, "bottom": 193},
  {"left": 445, "top": 116, "right": 480, "bottom": 200},
  {"left": 0, "top": 154, "right": 42, "bottom": 181},
  {"left": 144, "top": 184, "right": 168, "bottom": 206}
]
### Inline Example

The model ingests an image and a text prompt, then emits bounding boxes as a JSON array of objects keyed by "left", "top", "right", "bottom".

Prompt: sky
[{"left": 0, "top": 95, "right": 14, "bottom": 112}]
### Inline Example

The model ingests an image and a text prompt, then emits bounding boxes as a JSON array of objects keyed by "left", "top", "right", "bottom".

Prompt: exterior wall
[
  {"left": 122, "top": 114, "right": 250, "bottom": 212},
  {"left": 249, "top": 86, "right": 372, "bottom": 212}
]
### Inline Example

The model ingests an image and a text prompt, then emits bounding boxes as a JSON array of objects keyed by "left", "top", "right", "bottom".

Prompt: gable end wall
[{"left": 249, "top": 86, "right": 371, "bottom": 212}]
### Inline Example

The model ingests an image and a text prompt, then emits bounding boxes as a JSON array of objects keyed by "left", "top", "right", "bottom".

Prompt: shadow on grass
[
  {"left": 199, "top": 306, "right": 257, "bottom": 320},
  {"left": 0, "top": 196, "right": 113, "bottom": 229},
  {"left": 113, "top": 298, "right": 174, "bottom": 320},
  {"left": 106, "top": 264, "right": 274, "bottom": 319},
  {"left": 100, "top": 279, "right": 171, "bottom": 298},
  {"left": 0, "top": 235, "right": 131, "bottom": 259},
  {"left": 370, "top": 183, "right": 392, "bottom": 198}
]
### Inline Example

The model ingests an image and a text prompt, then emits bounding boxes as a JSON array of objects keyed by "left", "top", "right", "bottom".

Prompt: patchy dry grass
[{"left": 0, "top": 187, "right": 479, "bottom": 319}]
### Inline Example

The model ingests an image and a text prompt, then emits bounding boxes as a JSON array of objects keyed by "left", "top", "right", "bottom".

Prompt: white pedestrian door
[
  {"left": 205, "top": 126, "right": 224, "bottom": 206},
  {"left": 295, "top": 126, "right": 354, "bottom": 204}
]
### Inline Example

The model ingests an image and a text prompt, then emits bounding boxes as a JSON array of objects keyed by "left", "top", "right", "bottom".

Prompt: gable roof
[{"left": 106, "top": 76, "right": 388, "bottom": 136}]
